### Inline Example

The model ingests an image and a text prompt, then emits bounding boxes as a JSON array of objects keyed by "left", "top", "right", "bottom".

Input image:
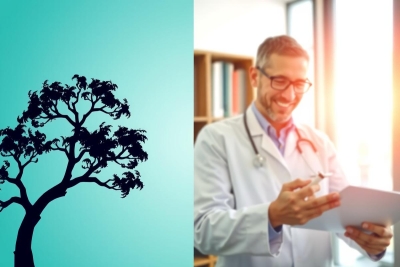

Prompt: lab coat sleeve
[
  {"left": 324, "top": 136, "right": 387, "bottom": 262},
  {"left": 194, "top": 125, "right": 283, "bottom": 256}
]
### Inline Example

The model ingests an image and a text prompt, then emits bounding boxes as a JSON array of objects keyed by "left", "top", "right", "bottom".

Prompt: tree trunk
[
  {"left": 14, "top": 211, "right": 41, "bottom": 267},
  {"left": 13, "top": 184, "right": 67, "bottom": 267}
]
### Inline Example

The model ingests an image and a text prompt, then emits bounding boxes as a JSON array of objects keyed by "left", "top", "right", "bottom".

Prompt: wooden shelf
[
  {"left": 211, "top": 117, "right": 225, "bottom": 122},
  {"left": 193, "top": 50, "right": 254, "bottom": 266},
  {"left": 193, "top": 49, "right": 254, "bottom": 143},
  {"left": 194, "top": 257, "right": 211, "bottom": 266},
  {"left": 195, "top": 49, "right": 252, "bottom": 61},
  {"left": 194, "top": 116, "right": 208, "bottom": 122},
  {"left": 194, "top": 256, "right": 217, "bottom": 267}
]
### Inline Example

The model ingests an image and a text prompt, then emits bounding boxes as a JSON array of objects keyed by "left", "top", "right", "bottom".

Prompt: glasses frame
[{"left": 256, "top": 66, "right": 312, "bottom": 94}]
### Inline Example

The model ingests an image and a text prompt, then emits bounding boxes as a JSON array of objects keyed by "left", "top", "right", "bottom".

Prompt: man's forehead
[
  {"left": 266, "top": 54, "right": 308, "bottom": 71},
  {"left": 265, "top": 54, "right": 309, "bottom": 79}
]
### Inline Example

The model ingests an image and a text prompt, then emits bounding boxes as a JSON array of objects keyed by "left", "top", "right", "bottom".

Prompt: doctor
[{"left": 194, "top": 35, "right": 392, "bottom": 267}]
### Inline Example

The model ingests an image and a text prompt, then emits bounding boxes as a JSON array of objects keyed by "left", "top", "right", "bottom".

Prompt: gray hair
[{"left": 256, "top": 35, "right": 309, "bottom": 68}]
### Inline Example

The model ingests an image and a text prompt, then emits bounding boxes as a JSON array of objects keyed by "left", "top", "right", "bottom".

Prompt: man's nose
[{"left": 280, "top": 84, "right": 296, "bottom": 101}]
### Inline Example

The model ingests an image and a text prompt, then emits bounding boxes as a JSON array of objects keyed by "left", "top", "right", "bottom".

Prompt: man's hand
[
  {"left": 345, "top": 223, "right": 393, "bottom": 256},
  {"left": 268, "top": 178, "right": 341, "bottom": 227}
]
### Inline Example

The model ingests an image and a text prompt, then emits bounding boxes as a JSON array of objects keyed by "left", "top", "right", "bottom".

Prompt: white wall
[{"left": 194, "top": 0, "right": 287, "bottom": 58}]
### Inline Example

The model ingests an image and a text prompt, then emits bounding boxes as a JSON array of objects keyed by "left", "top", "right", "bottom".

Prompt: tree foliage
[{"left": 0, "top": 75, "right": 148, "bottom": 210}]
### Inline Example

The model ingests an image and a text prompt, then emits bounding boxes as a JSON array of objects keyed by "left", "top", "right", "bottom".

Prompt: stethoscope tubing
[{"left": 243, "top": 111, "right": 317, "bottom": 168}]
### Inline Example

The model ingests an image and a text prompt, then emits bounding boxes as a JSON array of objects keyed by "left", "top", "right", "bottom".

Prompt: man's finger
[
  {"left": 301, "top": 192, "right": 340, "bottom": 209},
  {"left": 282, "top": 178, "right": 311, "bottom": 191},
  {"left": 305, "top": 194, "right": 316, "bottom": 202},
  {"left": 361, "top": 223, "right": 393, "bottom": 238},
  {"left": 302, "top": 198, "right": 340, "bottom": 219},
  {"left": 345, "top": 227, "right": 391, "bottom": 247},
  {"left": 296, "top": 184, "right": 320, "bottom": 199},
  {"left": 350, "top": 237, "right": 383, "bottom": 256}
]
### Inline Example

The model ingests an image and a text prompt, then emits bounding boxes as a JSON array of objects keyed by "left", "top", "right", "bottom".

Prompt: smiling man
[
  {"left": 253, "top": 53, "right": 308, "bottom": 131},
  {"left": 194, "top": 35, "right": 392, "bottom": 267}
]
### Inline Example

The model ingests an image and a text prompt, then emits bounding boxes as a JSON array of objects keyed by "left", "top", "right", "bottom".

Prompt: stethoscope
[{"left": 243, "top": 111, "right": 317, "bottom": 169}]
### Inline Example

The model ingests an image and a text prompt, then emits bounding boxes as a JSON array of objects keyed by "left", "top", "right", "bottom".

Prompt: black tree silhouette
[{"left": 0, "top": 75, "right": 148, "bottom": 267}]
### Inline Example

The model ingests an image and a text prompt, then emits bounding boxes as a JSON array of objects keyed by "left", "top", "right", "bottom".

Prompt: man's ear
[{"left": 249, "top": 66, "right": 258, "bottom": 88}]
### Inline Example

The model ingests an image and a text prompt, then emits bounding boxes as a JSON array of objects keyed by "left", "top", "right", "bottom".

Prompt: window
[
  {"left": 288, "top": 0, "right": 394, "bottom": 265},
  {"left": 333, "top": 0, "right": 393, "bottom": 265},
  {"left": 287, "top": 0, "right": 315, "bottom": 127}
]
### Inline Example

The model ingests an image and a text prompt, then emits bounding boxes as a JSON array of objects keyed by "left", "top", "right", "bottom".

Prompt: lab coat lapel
[
  {"left": 284, "top": 128, "right": 297, "bottom": 158},
  {"left": 245, "top": 107, "right": 288, "bottom": 170}
]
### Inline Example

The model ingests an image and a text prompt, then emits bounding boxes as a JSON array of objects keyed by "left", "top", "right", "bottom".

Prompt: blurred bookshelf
[
  {"left": 193, "top": 50, "right": 254, "bottom": 266},
  {"left": 194, "top": 50, "right": 255, "bottom": 142}
]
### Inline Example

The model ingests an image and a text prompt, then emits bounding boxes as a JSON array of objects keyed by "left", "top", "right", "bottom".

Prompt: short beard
[
  {"left": 258, "top": 80, "right": 278, "bottom": 122},
  {"left": 266, "top": 106, "right": 278, "bottom": 121},
  {"left": 258, "top": 82, "right": 292, "bottom": 123}
]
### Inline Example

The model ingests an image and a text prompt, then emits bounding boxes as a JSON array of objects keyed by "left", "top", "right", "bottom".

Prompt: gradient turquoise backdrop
[{"left": 0, "top": 1, "right": 193, "bottom": 266}]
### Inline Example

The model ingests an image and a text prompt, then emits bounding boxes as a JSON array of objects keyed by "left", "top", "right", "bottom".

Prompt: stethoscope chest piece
[{"left": 253, "top": 154, "right": 265, "bottom": 168}]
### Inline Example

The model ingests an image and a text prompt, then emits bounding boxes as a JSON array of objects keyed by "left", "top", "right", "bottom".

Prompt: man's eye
[
  {"left": 294, "top": 82, "right": 307, "bottom": 88},
  {"left": 274, "top": 79, "right": 288, "bottom": 84}
]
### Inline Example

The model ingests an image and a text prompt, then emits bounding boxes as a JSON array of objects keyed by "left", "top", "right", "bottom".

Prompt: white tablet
[{"left": 293, "top": 185, "right": 400, "bottom": 233}]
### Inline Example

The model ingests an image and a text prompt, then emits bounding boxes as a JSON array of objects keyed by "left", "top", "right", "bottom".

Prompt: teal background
[{"left": 0, "top": 1, "right": 193, "bottom": 266}]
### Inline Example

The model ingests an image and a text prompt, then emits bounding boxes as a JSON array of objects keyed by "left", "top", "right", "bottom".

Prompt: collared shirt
[
  {"left": 251, "top": 102, "right": 295, "bottom": 156},
  {"left": 251, "top": 102, "right": 295, "bottom": 240}
]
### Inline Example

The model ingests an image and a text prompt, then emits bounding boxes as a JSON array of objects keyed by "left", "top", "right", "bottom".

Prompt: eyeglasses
[{"left": 256, "top": 66, "right": 312, "bottom": 94}]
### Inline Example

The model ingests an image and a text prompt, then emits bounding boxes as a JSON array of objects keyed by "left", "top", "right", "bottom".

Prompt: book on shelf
[
  {"left": 235, "top": 68, "right": 247, "bottom": 115},
  {"left": 223, "top": 62, "right": 233, "bottom": 117},
  {"left": 212, "top": 61, "right": 224, "bottom": 118},
  {"left": 212, "top": 61, "right": 248, "bottom": 118}
]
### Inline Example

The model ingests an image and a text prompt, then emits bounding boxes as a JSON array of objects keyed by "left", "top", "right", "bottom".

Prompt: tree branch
[
  {"left": 109, "top": 147, "right": 139, "bottom": 161},
  {"left": 41, "top": 107, "right": 74, "bottom": 127},
  {"left": 76, "top": 149, "right": 90, "bottom": 163},
  {"left": 41, "top": 100, "right": 75, "bottom": 127},
  {"left": 115, "top": 147, "right": 128, "bottom": 159},
  {"left": 80, "top": 156, "right": 109, "bottom": 179},
  {"left": 10, "top": 153, "right": 22, "bottom": 169},
  {"left": 71, "top": 87, "right": 82, "bottom": 122},
  {"left": 113, "top": 159, "right": 123, "bottom": 165},
  {"left": 55, "top": 144, "right": 68, "bottom": 154},
  {"left": 36, "top": 114, "right": 52, "bottom": 125},
  {"left": 22, "top": 152, "right": 38, "bottom": 169},
  {"left": 0, "top": 152, "right": 13, "bottom": 158},
  {"left": 72, "top": 87, "right": 82, "bottom": 107},
  {"left": 93, "top": 104, "right": 107, "bottom": 111},
  {"left": 5, "top": 176, "right": 32, "bottom": 209},
  {"left": 0, "top": 197, "right": 23, "bottom": 212},
  {"left": 68, "top": 176, "right": 119, "bottom": 190},
  {"left": 118, "top": 155, "right": 137, "bottom": 160},
  {"left": 38, "top": 115, "right": 50, "bottom": 120},
  {"left": 52, "top": 104, "right": 75, "bottom": 126},
  {"left": 3, "top": 177, "right": 15, "bottom": 186},
  {"left": 79, "top": 96, "right": 100, "bottom": 126},
  {"left": 93, "top": 106, "right": 118, "bottom": 116},
  {"left": 64, "top": 98, "right": 78, "bottom": 123},
  {"left": 40, "top": 118, "right": 52, "bottom": 125}
]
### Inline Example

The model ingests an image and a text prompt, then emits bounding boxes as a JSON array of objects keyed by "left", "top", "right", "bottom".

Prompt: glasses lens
[
  {"left": 293, "top": 81, "right": 309, "bottom": 92},
  {"left": 271, "top": 76, "right": 311, "bottom": 93},
  {"left": 271, "top": 77, "right": 290, "bottom": 90}
]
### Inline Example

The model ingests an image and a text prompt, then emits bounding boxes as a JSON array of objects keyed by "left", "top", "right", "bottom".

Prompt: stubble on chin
[
  {"left": 265, "top": 100, "right": 293, "bottom": 123},
  {"left": 265, "top": 107, "right": 278, "bottom": 121},
  {"left": 261, "top": 94, "right": 279, "bottom": 122}
]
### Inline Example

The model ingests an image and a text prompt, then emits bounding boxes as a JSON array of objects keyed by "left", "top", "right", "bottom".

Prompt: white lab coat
[{"left": 194, "top": 106, "right": 377, "bottom": 267}]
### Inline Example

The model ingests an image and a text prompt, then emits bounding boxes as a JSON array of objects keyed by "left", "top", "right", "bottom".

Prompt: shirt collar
[{"left": 250, "top": 102, "right": 295, "bottom": 137}]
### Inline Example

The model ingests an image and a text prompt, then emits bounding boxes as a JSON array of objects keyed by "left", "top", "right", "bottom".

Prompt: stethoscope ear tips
[{"left": 253, "top": 154, "right": 265, "bottom": 168}]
